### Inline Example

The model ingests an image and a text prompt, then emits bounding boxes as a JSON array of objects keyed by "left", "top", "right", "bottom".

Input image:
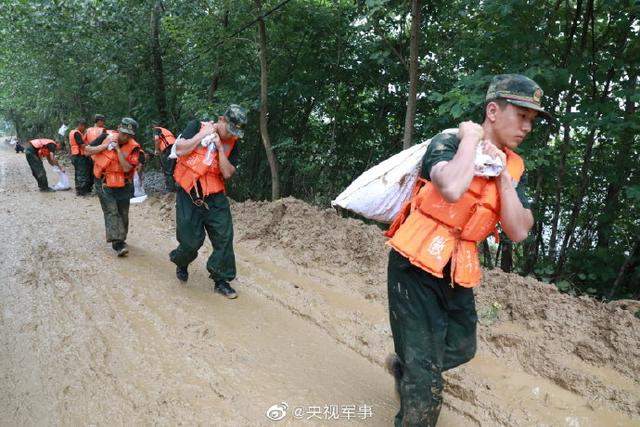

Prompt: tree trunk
[
  {"left": 548, "top": 81, "right": 575, "bottom": 261},
  {"left": 523, "top": 220, "right": 544, "bottom": 275},
  {"left": 402, "top": 0, "right": 420, "bottom": 150},
  {"left": 608, "top": 236, "right": 640, "bottom": 299},
  {"left": 256, "top": 0, "right": 280, "bottom": 200},
  {"left": 554, "top": 10, "right": 632, "bottom": 276},
  {"left": 545, "top": 0, "right": 584, "bottom": 260},
  {"left": 209, "top": 9, "right": 229, "bottom": 101},
  {"left": 561, "top": 0, "right": 583, "bottom": 67},
  {"left": 523, "top": 150, "right": 547, "bottom": 274},
  {"left": 150, "top": 0, "right": 168, "bottom": 125},
  {"left": 7, "top": 109, "right": 23, "bottom": 141},
  {"left": 596, "top": 72, "right": 637, "bottom": 249},
  {"left": 500, "top": 234, "right": 513, "bottom": 273},
  {"left": 481, "top": 239, "right": 494, "bottom": 269},
  {"left": 554, "top": 126, "right": 597, "bottom": 277}
]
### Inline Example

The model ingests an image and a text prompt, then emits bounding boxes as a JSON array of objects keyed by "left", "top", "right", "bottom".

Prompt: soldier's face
[
  {"left": 493, "top": 103, "right": 538, "bottom": 150},
  {"left": 97, "top": 120, "right": 105, "bottom": 127},
  {"left": 217, "top": 116, "right": 231, "bottom": 139},
  {"left": 117, "top": 133, "right": 130, "bottom": 144}
]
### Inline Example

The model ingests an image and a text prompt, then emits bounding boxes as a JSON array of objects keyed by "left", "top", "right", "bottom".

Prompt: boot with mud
[
  {"left": 385, "top": 353, "right": 403, "bottom": 397},
  {"left": 176, "top": 265, "right": 189, "bottom": 282},
  {"left": 112, "top": 241, "right": 129, "bottom": 257},
  {"left": 214, "top": 280, "right": 237, "bottom": 299}
]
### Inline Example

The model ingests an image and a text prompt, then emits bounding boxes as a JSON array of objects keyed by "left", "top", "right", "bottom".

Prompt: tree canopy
[{"left": 0, "top": 0, "right": 638, "bottom": 299}]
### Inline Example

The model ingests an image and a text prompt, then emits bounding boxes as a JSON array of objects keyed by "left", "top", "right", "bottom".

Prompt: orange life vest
[
  {"left": 386, "top": 147, "right": 525, "bottom": 287},
  {"left": 69, "top": 129, "right": 86, "bottom": 156},
  {"left": 92, "top": 134, "right": 140, "bottom": 188},
  {"left": 154, "top": 127, "right": 176, "bottom": 152},
  {"left": 173, "top": 123, "right": 238, "bottom": 197},
  {"left": 29, "top": 138, "right": 57, "bottom": 158},
  {"left": 88, "top": 129, "right": 117, "bottom": 161},
  {"left": 85, "top": 126, "right": 106, "bottom": 144}
]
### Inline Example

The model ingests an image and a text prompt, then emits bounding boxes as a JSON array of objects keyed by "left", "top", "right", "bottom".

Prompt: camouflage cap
[
  {"left": 223, "top": 104, "right": 247, "bottom": 138},
  {"left": 94, "top": 114, "right": 106, "bottom": 122},
  {"left": 118, "top": 117, "right": 138, "bottom": 136},
  {"left": 486, "top": 74, "right": 552, "bottom": 120}
]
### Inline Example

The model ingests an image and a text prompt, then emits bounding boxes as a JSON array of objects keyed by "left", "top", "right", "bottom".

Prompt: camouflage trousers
[
  {"left": 71, "top": 155, "right": 94, "bottom": 195},
  {"left": 25, "top": 146, "right": 48, "bottom": 190},
  {"left": 160, "top": 147, "right": 176, "bottom": 192},
  {"left": 170, "top": 189, "right": 236, "bottom": 282},
  {"left": 387, "top": 249, "right": 477, "bottom": 427},
  {"left": 95, "top": 179, "right": 133, "bottom": 244}
]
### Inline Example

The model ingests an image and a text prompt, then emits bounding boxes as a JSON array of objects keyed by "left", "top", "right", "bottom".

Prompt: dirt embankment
[{"left": 221, "top": 197, "right": 639, "bottom": 425}]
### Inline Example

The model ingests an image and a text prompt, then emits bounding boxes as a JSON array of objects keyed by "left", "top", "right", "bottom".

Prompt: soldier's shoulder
[
  {"left": 428, "top": 130, "right": 460, "bottom": 153},
  {"left": 181, "top": 120, "right": 202, "bottom": 138},
  {"left": 431, "top": 129, "right": 459, "bottom": 143}
]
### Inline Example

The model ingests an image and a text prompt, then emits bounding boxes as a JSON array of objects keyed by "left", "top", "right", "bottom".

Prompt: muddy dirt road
[{"left": 1, "top": 145, "right": 639, "bottom": 426}]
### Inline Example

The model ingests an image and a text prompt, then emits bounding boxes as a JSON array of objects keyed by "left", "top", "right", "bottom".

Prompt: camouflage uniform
[
  {"left": 72, "top": 155, "right": 94, "bottom": 194},
  {"left": 25, "top": 145, "right": 49, "bottom": 190},
  {"left": 93, "top": 118, "right": 140, "bottom": 251},
  {"left": 70, "top": 128, "right": 94, "bottom": 195},
  {"left": 170, "top": 105, "right": 246, "bottom": 285},
  {"left": 171, "top": 190, "right": 237, "bottom": 281},
  {"left": 95, "top": 179, "right": 134, "bottom": 243},
  {"left": 388, "top": 74, "right": 550, "bottom": 426},
  {"left": 159, "top": 147, "right": 177, "bottom": 192}
]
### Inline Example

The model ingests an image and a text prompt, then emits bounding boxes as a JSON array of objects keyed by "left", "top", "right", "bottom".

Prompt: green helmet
[
  {"left": 486, "top": 74, "right": 552, "bottom": 120},
  {"left": 94, "top": 114, "right": 106, "bottom": 123},
  {"left": 118, "top": 117, "right": 138, "bottom": 136},
  {"left": 224, "top": 104, "right": 247, "bottom": 138}
]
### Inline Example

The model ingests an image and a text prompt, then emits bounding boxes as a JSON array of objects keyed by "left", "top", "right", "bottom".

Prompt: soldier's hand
[
  {"left": 214, "top": 136, "right": 223, "bottom": 152},
  {"left": 482, "top": 141, "right": 507, "bottom": 166},
  {"left": 200, "top": 121, "right": 216, "bottom": 136},
  {"left": 458, "top": 121, "right": 484, "bottom": 144}
]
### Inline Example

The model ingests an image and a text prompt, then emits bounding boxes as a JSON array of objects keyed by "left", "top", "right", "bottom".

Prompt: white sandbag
[
  {"left": 169, "top": 142, "right": 178, "bottom": 159},
  {"left": 51, "top": 166, "right": 70, "bottom": 191},
  {"left": 130, "top": 195, "right": 148, "bottom": 204},
  {"left": 474, "top": 141, "right": 504, "bottom": 177},
  {"left": 133, "top": 171, "right": 146, "bottom": 198},
  {"left": 57, "top": 123, "right": 68, "bottom": 137},
  {"left": 332, "top": 129, "right": 510, "bottom": 223},
  {"left": 168, "top": 134, "right": 182, "bottom": 159},
  {"left": 331, "top": 129, "right": 457, "bottom": 223}
]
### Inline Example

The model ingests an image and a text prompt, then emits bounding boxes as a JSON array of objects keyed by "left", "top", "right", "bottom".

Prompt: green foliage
[
  {"left": 0, "top": 0, "right": 638, "bottom": 299},
  {"left": 478, "top": 301, "right": 502, "bottom": 326},
  {"left": 555, "top": 280, "right": 572, "bottom": 292}
]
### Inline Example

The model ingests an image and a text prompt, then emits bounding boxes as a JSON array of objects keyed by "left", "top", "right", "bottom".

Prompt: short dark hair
[
  {"left": 77, "top": 118, "right": 87, "bottom": 126},
  {"left": 483, "top": 98, "right": 509, "bottom": 120}
]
